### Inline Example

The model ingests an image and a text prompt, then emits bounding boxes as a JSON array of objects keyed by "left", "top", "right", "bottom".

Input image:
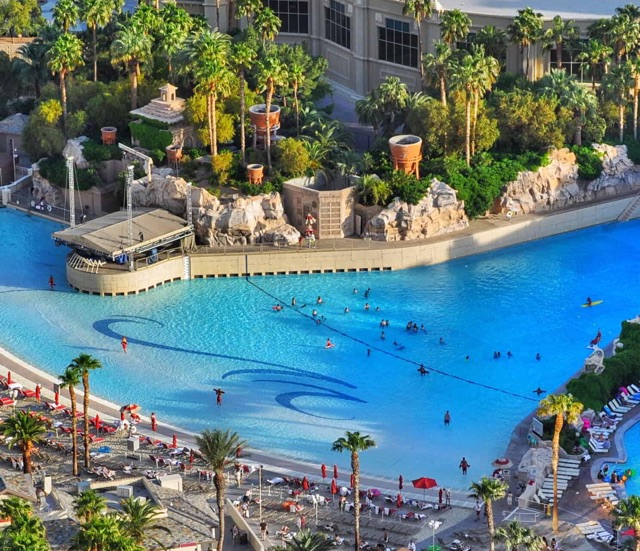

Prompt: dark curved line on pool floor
[{"left": 93, "top": 316, "right": 357, "bottom": 389}]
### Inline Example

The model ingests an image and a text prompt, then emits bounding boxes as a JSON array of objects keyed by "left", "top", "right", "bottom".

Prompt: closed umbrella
[
  {"left": 54, "top": 389, "right": 60, "bottom": 406},
  {"left": 302, "top": 477, "right": 309, "bottom": 491},
  {"left": 321, "top": 463, "right": 327, "bottom": 478},
  {"left": 412, "top": 477, "right": 438, "bottom": 498},
  {"left": 333, "top": 464, "right": 338, "bottom": 479},
  {"left": 172, "top": 434, "right": 178, "bottom": 448},
  {"left": 396, "top": 493, "right": 403, "bottom": 508},
  {"left": 189, "top": 449, "right": 194, "bottom": 464},
  {"left": 330, "top": 478, "right": 338, "bottom": 495},
  {"left": 6, "top": 372, "right": 11, "bottom": 385},
  {"left": 399, "top": 475, "right": 404, "bottom": 490},
  {"left": 94, "top": 414, "right": 101, "bottom": 433},
  {"left": 35, "top": 385, "right": 41, "bottom": 402}
]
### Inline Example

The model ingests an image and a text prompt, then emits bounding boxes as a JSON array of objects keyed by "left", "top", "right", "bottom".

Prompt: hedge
[
  {"left": 128, "top": 121, "right": 173, "bottom": 152},
  {"left": 570, "top": 146, "right": 603, "bottom": 181}
]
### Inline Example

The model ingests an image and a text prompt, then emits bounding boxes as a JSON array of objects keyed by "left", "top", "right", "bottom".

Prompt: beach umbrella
[
  {"left": 120, "top": 410, "right": 125, "bottom": 421},
  {"left": 350, "top": 473, "right": 355, "bottom": 488},
  {"left": 54, "top": 389, "right": 59, "bottom": 406},
  {"left": 369, "top": 488, "right": 381, "bottom": 497},
  {"left": 35, "top": 385, "right": 41, "bottom": 402},
  {"left": 399, "top": 475, "right": 404, "bottom": 490},
  {"left": 94, "top": 414, "right": 101, "bottom": 433},
  {"left": 412, "top": 477, "right": 438, "bottom": 498},
  {"left": 121, "top": 403, "right": 140, "bottom": 413},
  {"left": 321, "top": 463, "right": 327, "bottom": 478},
  {"left": 622, "top": 528, "right": 636, "bottom": 537},
  {"left": 6, "top": 372, "right": 11, "bottom": 385},
  {"left": 491, "top": 458, "right": 513, "bottom": 469},
  {"left": 189, "top": 449, "right": 194, "bottom": 463},
  {"left": 172, "top": 434, "right": 177, "bottom": 448},
  {"left": 333, "top": 464, "right": 338, "bottom": 479},
  {"left": 330, "top": 478, "right": 338, "bottom": 495},
  {"left": 396, "top": 493, "right": 403, "bottom": 508},
  {"left": 302, "top": 477, "right": 309, "bottom": 491}
]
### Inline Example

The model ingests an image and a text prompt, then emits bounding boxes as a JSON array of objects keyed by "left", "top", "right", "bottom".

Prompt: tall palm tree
[
  {"left": 449, "top": 52, "right": 478, "bottom": 165},
  {"left": 254, "top": 7, "right": 281, "bottom": 49},
  {"left": 469, "top": 45, "right": 500, "bottom": 155},
  {"left": 355, "top": 76, "right": 411, "bottom": 137},
  {"left": 157, "top": 3, "right": 193, "bottom": 81},
  {"left": 1, "top": 411, "right": 47, "bottom": 474},
  {"left": 289, "top": 59, "right": 306, "bottom": 136},
  {"left": 469, "top": 477, "right": 508, "bottom": 551},
  {"left": 440, "top": 9, "right": 472, "bottom": 48},
  {"left": 59, "top": 365, "right": 82, "bottom": 476},
  {"left": 612, "top": 495, "right": 640, "bottom": 551},
  {"left": 15, "top": 37, "right": 52, "bottom": 98},
  {"left": 577, "top": 39, "right": 613, "bottom": 89},
  {"left": 80, "top": 0, "right": 117, "bottom": 82},
  {"left": 0, "top": 497, "right": 50, "bottom": 551},
  {"left": 179, "top": 29, "right": 233, "bottom": 159},
  {"left": 607, "top": 14, "right": 640, "bottom": 64},
  {"left": 508, "top": 7, "right": 544, "bottom": 80},
  {"left": 286, "top": 530, "right": 336, "bottom": 551},
  {"left": 494, "top": 520, "right": 544, "bottom": 550},
  {"left": 475, "top": 25, "right": 507, "bottom": 66},
  {"left": 118, "top": 496, "right": 171, "bottom": 546},
  {"left": 110, "top": 21, "right": 153, "bottom": 111},
  {"left": 196, "top": 429, "right": 246, "bottom": 551},
  {"left": 53, "top": 0, "right": 79, "bottom": 33},
  {"left": 423, "top": 41, "right": 452, "bottom": 106},
  {"left": 403, "top": 0, "right": 433, "bottom": 83},
  {"left": 602, "top": 61, "right": 634, "bottom": 143},
  {"left": 73, "top": 489, "right": 106, "bottom": 523},
  {"left": 537, "top": 394, "right": 583, "bottom": 532},
  {"left": 331, "top": 431, "right": 376, "bottom": 551},
  {"left": 68, "top": 354, "right": 102, "bottom": 468},
  {"left": 542, "top": 15, "right": 579, "bottom": 70},
  {"left": 46, "top": 32, "right": 85, "bottom": 128},
  {"left": 255, "top": 51, "right": 288, "bottom": 168},
  {"left": 232, "top": 39, "right": 257, "bottom": 163}
]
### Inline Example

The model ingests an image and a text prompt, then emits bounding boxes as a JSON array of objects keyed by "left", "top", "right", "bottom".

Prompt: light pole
[
  {"left": 427, "top": 520, "right": 442, "bottom": 551},
  {"left": 259, "top": 465, "right": 263, "bottom": 524},
  {"left": 9, "top": 138, "right": 16, "bottom": 182}
]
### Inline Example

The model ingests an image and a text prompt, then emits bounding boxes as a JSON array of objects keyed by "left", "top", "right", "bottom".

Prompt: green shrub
[
  {"left": 621, "top": 139, "right": 640, "bottom": 165},
  {"left": 211, "top": 150, "right": 236, "bottom": 185},
  {"left": 275, "top": 138, "right": 312, "bottom": 177},
  {"left": 38, "top": 157, "right": 101, "bottom": 190},
  {"left": 82, "top": 140, "right": 123, "bottom": 164},
  {"left": 384, "top": 171, "right": 431, "bottom": 205},
  {"left": 571, "top": 146, "right": 603, "bottom": 180},
  {"left": 128, "top": 121, "right": 173, "bottom": 152}
]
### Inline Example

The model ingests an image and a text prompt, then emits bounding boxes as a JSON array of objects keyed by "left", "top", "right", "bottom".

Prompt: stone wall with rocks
[
  {"left": 132, "top": 172, "right": 300, "bottom": 247},
  {"left": 364, "top": 179, "right": 468, "bottom": 241},
  {"left": 493, "top": 145, "right": 640, "bottom": 215}
]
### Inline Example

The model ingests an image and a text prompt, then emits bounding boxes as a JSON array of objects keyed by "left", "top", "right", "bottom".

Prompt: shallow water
[{"left": 1, "top": 209, "right": 639, "bottom": 487}]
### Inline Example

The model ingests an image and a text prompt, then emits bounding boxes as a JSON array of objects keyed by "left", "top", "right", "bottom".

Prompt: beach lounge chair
[
  {"left": 18, "top": 389, "right": 37, "bottom": 399},
  {"left": 603, "top": 406, "right": 623, "bottom": 419},
  {"left": 589, "top": 440, "right": 609, "bottom": 453},
  {"left": 45, "top": 402, "right": 64, "bottom": 411},
  {"left": 0, "top": 397, "right": 14, "bottom": 407},
  {"left": 609, "top": 400, "right": 631, "bottom": 413}
]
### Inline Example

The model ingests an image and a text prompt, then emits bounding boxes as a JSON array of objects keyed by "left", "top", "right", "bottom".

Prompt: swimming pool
[
  {"left": 1, "top": 209, "right": 640, "bottom": 487},
  {"left": 610, "top": 422, "right": 640, "bottom": 497}
]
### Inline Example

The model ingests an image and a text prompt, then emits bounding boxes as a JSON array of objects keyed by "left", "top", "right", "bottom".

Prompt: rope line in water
[{"left": 244, "top": 277, "right": 538, "bottom": 403}]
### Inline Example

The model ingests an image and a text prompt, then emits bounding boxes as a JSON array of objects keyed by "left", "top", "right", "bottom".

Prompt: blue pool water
[
  {"left": 610, "top": 422, "right": 640, "bottom": 497},
  {"left": 1, "top": 209, "right": 640, "bottom": 487}
]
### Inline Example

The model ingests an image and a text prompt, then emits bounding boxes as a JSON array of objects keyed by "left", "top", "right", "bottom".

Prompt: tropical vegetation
[{"left": 468, "top": 477, "right": 508, "bottom": 551}]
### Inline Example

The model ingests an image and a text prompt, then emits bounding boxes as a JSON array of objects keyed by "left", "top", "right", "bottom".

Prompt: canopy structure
[{"left": 52, "top": 208, "right": 194, "bottom": 260}]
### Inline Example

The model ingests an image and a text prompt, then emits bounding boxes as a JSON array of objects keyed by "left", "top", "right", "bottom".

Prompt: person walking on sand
[
  {"left": 121, "top": 336, "right": 128, "bottom": 353},
  {"left": 214, "top": 388, "right": 225, "bottom": 405},
  {"left": 48, "top": 275, "right": 56, "bottom": 290},
  {"left": 438, "top": 488, "right": 443, "bottom": 504},
  {"left": 474, "top": 500, "right": 481, "bottom": 521},
  {"left": 459, "top": 457, "right": 470, "bottom": 474},
  {"left": 444, "top": 411, "right": 451, "bottom": 426},
  {"left": 150, "top": 412, "right": 157, "bottom": 432},
  {"left": 445, "top": 488, "right": 451, "bottom": 506}
]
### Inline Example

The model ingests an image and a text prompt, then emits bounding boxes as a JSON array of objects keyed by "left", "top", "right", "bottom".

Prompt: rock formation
[
  {"left": 364, "top": 179, "right": 468, "bottom": 241},
  {"left": 132, "top": 172, "right": 300, "bottom": 247},
  {"left": 62, "top": 137, "right": 90, "bottom": 169},
  {"left": 494, "top": 145, "right": 640, "bottom": 215}
]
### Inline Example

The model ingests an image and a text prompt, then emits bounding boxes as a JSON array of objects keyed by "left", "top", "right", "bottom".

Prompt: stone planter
[
  {"left": 389, "top": 135, "right": 422, "bottom": 178},
  {"left": 166, "top": 145, "right": 183, "bottom": 164},
  {"left": 247, "top": 164, "right": 264, "bottom": 185},
  {"left": 249, "top": 104, "right": 281, "bottom": 131},
  {"left": 101, "top": 127, "right": 117, "bottom": 145}
]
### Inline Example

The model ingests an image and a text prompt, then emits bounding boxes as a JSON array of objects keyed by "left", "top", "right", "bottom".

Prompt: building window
[
  {"left": 550, "top": 40, "right": 601, "bottom": 84},
  {"left": 325, "top": 1, "right": 351, "bottom": 49},
  {"left": 378, "top": 18, "right": 418, "bottom": 68},
  {"left": 266, "top": 0, "right": 309, "bottom": 34}
]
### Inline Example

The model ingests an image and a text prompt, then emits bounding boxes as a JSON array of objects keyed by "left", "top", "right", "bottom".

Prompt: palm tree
[
  {"left": 602, "top": 62, "right": 634, "bottom": 143},
  {"left": 232, "top": 39, "right": 257, "bottom": 163},
  {"left": 469, "top": 477, "right": 508, "bottom": 551},
  {"left": 1, "top": 411, "right": 47, "bottom": 474},
  {"left": 537, "top": 394, "right": 583, "bottom": 532},
  {"left": 157, "top": 3, "right": 193, "bottom": 81},
  {"left": 475, "top": 25, "right": 507, "bottom": 65},
  {"left": 73, "top": 489, "right": 106, "bottom": 523},
  {"left": 0, "top": 497, "right": 50, "bottom": 551},
  {"left": 507, "top": 7, "right": 544, "bottom": 80},
  {"left": 110, "top": 21, "right": 153, "bottom": 110},
  {"left": 71, "top": 513, "right": 142, "bottom": 551},
  {"left": 331, "top": 431, "right": 376, "bottom": 551},
  {"left": 235, "top": 0, "right": 262, "bottom": 25},
  {"left": 449, "top": 52, "right": 478, "bottom": 165},
  {"left": 543, "top": 15, "right": 579, "bottom": 70},
  {"left": 53, "top": 0, "right": 79, "bottom": 32},
  {"left": 68, "top": 354, "right": 102, "bottom": 468},
  {"left": 612, "top": 495, "right": 640, "bottom": 551},
  {"left": 440, "top": 9, "right": 472, "bottom": 48},
  {"left": 180, "top": 29, "right": 233, "bottom": 159},
  {"left": 15, "top": 38, "right": 51, "bottom": 98},
  {"left": 494, "top": 520, "right": 544, "bottom": 550},
  {"left": 469, "top": 46, "right": 500, "bottom": 155},
  {"left": 255, "top": 51, "right": 288, "bottom": 169},
  {"left": 577, "top": 39, "right": 613, "bottom": 89},
  {"left": 423, "top": 41, "right": 452, "bottom": 106},
  {"left": 46, "top": 32, "right": 85, "bottom": 129},
  {"left": 196, "top": 429, "right": 246, "bottom": 551},
  {"left": 355, "top": 76, "right": 411, "bottom": 137},
  {"left": 289, "top": 59, "right": 306, "bottom": 136},
  {"left": 80, "top": 0, "right": 117, "bottom": 82},
  {"left": 607, "top": 14, "right": 640, "bottom": 64},
  {"left": 356, "top": 175, "right": 392, "bottom": 207},
  {"left": 403, "top": 0, "right": 433, "bottom": 83},
  {"left": 286, "top": 530, "right": 336, "bottom": 551},
  {"left": 58, "top": 365, "right": 82, "bottom": 476},
  {"left": 118, "top": 496, "right": 171, "bottom": 546},
  {"left": 254, "top": 7, "right": 281, "bottom": 49}
]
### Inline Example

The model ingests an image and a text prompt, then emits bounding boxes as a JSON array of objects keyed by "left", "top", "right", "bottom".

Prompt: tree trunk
[
  {"left": 70, "top": 387, "right": 78, "bottom": 476},
  {"left": 266, "top": 84, "right": 273, "bottom": 169},
  {"left": 634, "top": 79, "right": 639, "bottom": 140},
  {"left": 472, "top": 94, "right": 479, "bottom": 157},
  {"left": 216, "top": 0, "right": 220, "bottom": 29},
  {"left": 214, "top": 470, "right": 226, "bottom": 551},
  {"left": 212, "top": 92, "right": 218, "bottom": 157},
  {"left": 574, "top": 118, "right": 583, "bottom": 146},
  {"left": 551, "top": 414, "right": 563, "bottom": 532},
  {"left": 440, "top": 76, "right": 447, "bottom": 107},
  {"left": 130, "top": 67, "right": 138, "bottom": 111},
  {"left": 556, "top": 42, "right": 563, "bottom": 70},
  {"left": 465, "top": 95, "right": 471, "bottom": 166},
  {"left": 352, "top": 452, "right": 361, "bottom": 551},
  {"left": 294, "top": 83, "right": 300, "bottom": 136},
  {"left": 92, "top": 25, "right": 98, "bottom": 82},
  {"left": 22, "top": 442, "right": 32, "bottom": 474},
  {"left": 525, "top": 45, "right": 531, "bottom": 81},
  {"left": 486, "top": 500, "right": 496, "bottom": 551},
  {"left": 207, "top": 94, "right": 215, "bottom": 160},
  {"left": 591, "top": 67, "right": 596, "bottom": 91},
  {"left": 60, "top": 71, "right": 67, "bottom": 130},
  {"left": 417, "top": 24, "right": 424, "bottom": 87},
  {"left": 83, "top": 372, "right": 90, "bottom": 468},
  {"left": 620, "top": 105, "right": 625, "bottom": 144},
  {"left": 240, "top": 71, "right": 246, "bottom": 164}
]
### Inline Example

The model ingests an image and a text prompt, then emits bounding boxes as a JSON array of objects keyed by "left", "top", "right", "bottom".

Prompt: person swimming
[
  {"left": 344, "top": 307, "right": 350, "bottom": 314},
  {"left": 507, "top": 351, "right": 513, "bottom": 358},
  {"left": 439, "top": 337, "right": 446, "bottom": 345},
  {"left": 533, "top": 387, "right": 546, "bottom": 396},
  {"left": 536, "top": 353, "right": 541, "bottom": 361},
  {"left": 417, "top": 365, "right": 429, "bottom": 375},
  {"left": 586, "top": 297, "right": 593, "bottom": 307},
  {"left": 317, "top": 296, "right": 323, "bottom": 305},
  {"left": 364, "top": 303, "right": 370, "bottom": 311},
  {"left": 325, "top": 339, "right": 335, "bottom": 349},
  {"left": 312, "top": 310, "right": 318, "bottom": 317}
]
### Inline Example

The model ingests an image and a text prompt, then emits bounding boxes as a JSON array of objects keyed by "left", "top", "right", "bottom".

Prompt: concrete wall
[{"left": 64, "top": 195, "right": 639, "bottom": 296}]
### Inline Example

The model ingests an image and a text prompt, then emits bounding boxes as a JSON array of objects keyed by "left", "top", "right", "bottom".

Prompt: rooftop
[
  {"left": 440, "top": 0, "right": 627, "bottom": 20},
  {"left": 0, "top": 113, "right": 29, "bottom": 136},
  {"left": 130, "top": 83, "right": 185, "bottom": 125}
]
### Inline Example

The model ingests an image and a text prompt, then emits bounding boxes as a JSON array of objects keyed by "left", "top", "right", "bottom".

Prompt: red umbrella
[
  {"left": 54, "top": 389, "right": 60, "bottom": 406},
  {"left": 333, "top": 464, "right": 338, "bottom": 479},
  {"left": 622, "top": 528, "right": 636, "bottom": 537},
  {"left": 35, "top": 385, "right": 41, "bottom": 402},
  {"left": 7, "top": 372, "right": 11, "bottom": 385},
  {"left": 330, "top": 478, "right": 338, "bottom": 495},
  {"left": 321, "top": 463, "right": 327, "bottom": 478},
  {"left": 302, "top": 477, "right": 309, "bottom": 491},
  {"left": 350, "top": 473, "right": 355, "bottom": 488},
  {"left": 396, "top": 493, "right": 403, "bottom": 508},
  {"left": 399, "top": 475, "right": 404, "bottom": 490},
  {"left": 189, "top": 449, "right": 194, "bottom": 464},
  {"left": 172, "top": 434, "right": 178, "bottom": 448},
  {"left": 412, "top": 477, "right": 438, "bottom": 497}
]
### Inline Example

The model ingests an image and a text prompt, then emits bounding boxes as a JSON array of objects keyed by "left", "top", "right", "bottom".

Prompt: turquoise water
[
  {"left": 1, "top": 209, "right": 640, "bottom": 487},
  {"left": 610, "top": 422, "right": 640, "bottom": 497}
]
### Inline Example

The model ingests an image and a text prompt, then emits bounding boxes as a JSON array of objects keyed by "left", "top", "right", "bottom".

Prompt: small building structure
[
  {"left": 282, "top": 174, "right": 356, "bottom": 239},
  {"left": 129, "top": 84, "right": 196, "bottom": 148}
]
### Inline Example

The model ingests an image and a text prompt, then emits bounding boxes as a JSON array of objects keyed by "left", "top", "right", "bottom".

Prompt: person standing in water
[
  {"left": 444, "top": 411, "right": 451, "bottom": 426},
  {"left": 214, "top": 388, "right": 225, "bottom": 405},
  {"left": 121, "top": 336, "right": 128, "bottom": 353},
  {"left": 48, "top": 275, "right": 56, "bottom": 290}
]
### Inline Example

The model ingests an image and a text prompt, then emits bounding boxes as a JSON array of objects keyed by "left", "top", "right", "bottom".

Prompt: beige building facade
[{"left": 176, "top": 0, "right": 626, "bottom": 96}]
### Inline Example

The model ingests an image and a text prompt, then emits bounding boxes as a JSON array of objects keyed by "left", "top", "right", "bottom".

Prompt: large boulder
[
  {"left": 62, "top": 137, "right": 90, "bottom": 169},
  {"left": 364, "top": 179, "right": 468, "bottom": 241}
]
